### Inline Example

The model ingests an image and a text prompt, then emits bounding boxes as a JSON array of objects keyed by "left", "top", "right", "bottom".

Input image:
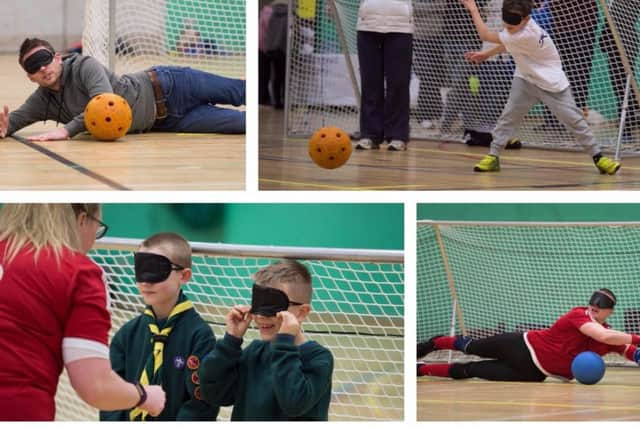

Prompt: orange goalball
[
  {"left": 84, "top": 93, "right": 132, "bottom": 141},
  {"left": 308, "top": 126, "right": 352, "bottom": 169}
]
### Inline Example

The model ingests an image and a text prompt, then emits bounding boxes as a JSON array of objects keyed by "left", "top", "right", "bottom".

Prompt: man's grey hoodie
[{"left": 8, "top": 53, "right": 157, "bottom": 137}]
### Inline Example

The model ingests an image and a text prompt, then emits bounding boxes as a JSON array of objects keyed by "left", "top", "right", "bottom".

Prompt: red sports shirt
[
  {"left": 0, "top": 242, "right": 110, "bottom": 420},
  {"left": 525, "top": 306, "right": 628, "bottom": 380}
]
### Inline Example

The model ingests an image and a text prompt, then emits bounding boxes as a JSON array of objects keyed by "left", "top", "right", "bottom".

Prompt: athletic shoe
[
  {"left": 473, "top": 155, "right": 500, "bottom": 172},
  {"left": 417, "top": 335, "right": 443, "bottom": 358},
  {"left": 388, "top": 140, "right": 407, "bottom": 151},
  {"left": 506, "top": 138, "right": 522, "bottom": 149},
  {"left": 355, "top": 138, "right": 380, "bottom": 150},
  {"left": 595, "top": 156, "right": 621, "bottom": 175}
]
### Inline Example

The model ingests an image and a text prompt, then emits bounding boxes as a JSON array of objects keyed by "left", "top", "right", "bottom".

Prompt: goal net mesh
[{"left": 83, "top": 0, "right": 245, "bottom": 78}]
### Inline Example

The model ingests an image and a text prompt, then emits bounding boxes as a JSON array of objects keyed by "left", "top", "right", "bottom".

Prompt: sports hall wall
[
  {"left": 103, "top": 203, "right": 403, "bottom": 249},
  {"left": 418, "top": 203, "right": 640, "bottom": 221},
  {"left": 417, "top": 204, "right": 640, "bottom": 342},
  {"left": 0, "top": 0, "right": 85, "bottom": 51}
]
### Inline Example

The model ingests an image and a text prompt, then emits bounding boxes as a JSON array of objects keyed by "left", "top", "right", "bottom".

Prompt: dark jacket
[
  {"left": 99, "top": 308, "right": 219, "bottom": 421},
  {"left": 199, "top": 333, "right": 333, "bottom": 421},
  {"left": 265, "top": 3, "right": 289, "bottom": 54}
]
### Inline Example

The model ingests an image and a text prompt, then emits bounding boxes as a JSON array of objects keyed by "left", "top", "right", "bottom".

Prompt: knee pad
[{"left": 454, "top": 335, "right": 472, "bottom": 353}]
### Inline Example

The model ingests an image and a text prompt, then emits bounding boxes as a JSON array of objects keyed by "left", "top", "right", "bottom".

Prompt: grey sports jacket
[{"left": 8, "top": 53, "right": 156, "bottom": 137}]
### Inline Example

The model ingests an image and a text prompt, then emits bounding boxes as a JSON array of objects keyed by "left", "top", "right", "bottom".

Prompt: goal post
[
  {"left": 55, "top": 237, "right": 404, "bottom": 421},
  {"left": 417, "top": 220, "right": 640, "bottom": 367},
  {"left": 82, "top": 0, "right": 245, "bottom": 78},
  {"left": 287, "top": 0, "right": 640, "bottom": 156}
]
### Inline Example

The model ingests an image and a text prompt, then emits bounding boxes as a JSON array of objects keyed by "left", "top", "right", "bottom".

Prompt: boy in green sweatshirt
[
  {"left": 100, "top": 232, "right": 219, "bottom": 421},
  {"left": 199, "top": 260, "right": 334, "bottom": 420}
]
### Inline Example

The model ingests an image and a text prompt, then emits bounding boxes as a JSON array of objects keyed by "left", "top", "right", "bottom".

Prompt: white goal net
[
  {"left": 417, "top": 220, "right": 640, "bottom": 366},
  {"left": 83, "top": 0, "right": 245, "bottom": 78},
  {"left": 55, "top": 238, "right": 404, "bottom": 421},
  {"left": 287, "top": 0, "right": 640, "bottom": 156}
]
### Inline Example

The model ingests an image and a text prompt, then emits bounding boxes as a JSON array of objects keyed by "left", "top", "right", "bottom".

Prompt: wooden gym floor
[
  {"left": 418, "top": 367, "right": 640, "bottom": 421},
  {"left": 0, "top": 54, "right": 244, "bottom": 190},
  {"left": 259, "top": 107, "right": 640, "bottom": 191}
]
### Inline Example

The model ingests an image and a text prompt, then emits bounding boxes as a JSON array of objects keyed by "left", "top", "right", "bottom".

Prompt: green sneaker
[
  {"left": 474, "top": 155, "right": 500, "bottom": 172},
  {"left": 595, "top": 156, "right": 621, "bottom": 175}
]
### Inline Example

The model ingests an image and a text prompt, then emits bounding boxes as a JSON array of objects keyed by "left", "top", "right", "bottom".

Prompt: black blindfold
[
  {"left": 134, "top": 252, "right": 184, "bottom": 284},
  {"left": 23, "top": 49, "right": 54, "bottom": 74},
  {"left": 589, "top": 290, "right": 616, "bottom": 309},
  {"left": 502, "top": 9, "right": 524, "bottom": 26},
  {"left": 250, "top": 284, "right": 303, "bottom": 317}
]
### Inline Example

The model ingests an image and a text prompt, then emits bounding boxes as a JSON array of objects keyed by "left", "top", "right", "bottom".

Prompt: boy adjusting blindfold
[
  {"left": 134, "top": 252, "right": 185, "bottom": 284},
  {"left": 22, "top": 49, "right": 54, "bottom": 74},
  {"left": 502, "top": 9, "right": 524, "bottom": 25},
  {"left": 250, "top": 284, "right": 303, "bottom": 317}
]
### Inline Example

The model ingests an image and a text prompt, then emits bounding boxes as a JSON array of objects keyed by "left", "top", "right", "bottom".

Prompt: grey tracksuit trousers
[{"left": 490, "top": 77, "right": 600, "bottom": 157}]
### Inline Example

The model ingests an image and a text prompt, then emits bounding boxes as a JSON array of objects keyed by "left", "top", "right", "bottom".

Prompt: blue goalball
[{"left": 571, "top": 351, "right": 606, "bottom": 385}]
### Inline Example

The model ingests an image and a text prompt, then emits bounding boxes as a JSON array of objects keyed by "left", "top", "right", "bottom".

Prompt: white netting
[
  {"left": 55, "top": 238, "right": 404, "bottom": 421},
  {"left": 417, "top": 220, "right": 640, "bottom": 366},
  {"left": 287, "top": 0, "right": 640, "bottom": 156},
  {"left": 83, "top": 0, "right": 245, "bottom": 78}
]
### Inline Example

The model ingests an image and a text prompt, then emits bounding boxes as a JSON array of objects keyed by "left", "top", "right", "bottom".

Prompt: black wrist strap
[{"left": 134, "top": 382, "right": 147, "bottom": 408}]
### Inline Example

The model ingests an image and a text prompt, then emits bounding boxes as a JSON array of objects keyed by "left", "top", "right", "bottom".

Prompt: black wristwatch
[{"left": 133, "top": 382, "right": 147, "bottom": 408}]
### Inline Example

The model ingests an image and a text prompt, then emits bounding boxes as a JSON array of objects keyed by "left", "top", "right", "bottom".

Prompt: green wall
[
  {"left": 103, "top": 203, "right": 403, "bottom": 249},
  {"left": 418, "top": 203, "right": 640, "bottom": 222},
  {"left": 166, "top": 0, "right": 245, "bottom": 52}
]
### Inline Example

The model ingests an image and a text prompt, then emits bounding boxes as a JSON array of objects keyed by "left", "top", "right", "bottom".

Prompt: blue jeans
[{"left": 150, "top": 66, "right": 245, "bottom": 134}]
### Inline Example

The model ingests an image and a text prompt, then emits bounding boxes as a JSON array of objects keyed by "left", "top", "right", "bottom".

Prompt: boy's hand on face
[
  {"left": 27, "top": 127, "right": 70, "bottom": 141},
  {"left": 0, "top": 105, "right": 9, "bottom": 138},
  {"left": 226, "top": 305, "right": 252, "bottom": 338},
  {"left": 459, "top": 0, "right": 478, "bottom": 13},
  {"left": 277, "top": 310, "right": 301, "bottom": 337}
]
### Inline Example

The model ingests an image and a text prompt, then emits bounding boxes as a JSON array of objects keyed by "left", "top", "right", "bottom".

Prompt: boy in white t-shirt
[{"left": 460, "top": 0, "right": 620, "bottom": 175}]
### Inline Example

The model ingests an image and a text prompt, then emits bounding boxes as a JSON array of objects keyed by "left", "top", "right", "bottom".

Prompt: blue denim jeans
[{"left": 150, "top": 66, "right": 245, "bottom": 134}]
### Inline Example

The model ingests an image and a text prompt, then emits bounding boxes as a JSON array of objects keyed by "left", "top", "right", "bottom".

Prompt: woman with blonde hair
[{"left": 0, "top": 204, "right": 165, "bottom": 420}]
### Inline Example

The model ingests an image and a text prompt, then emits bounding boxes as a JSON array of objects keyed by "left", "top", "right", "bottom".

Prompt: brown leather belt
[{"left": 146, "top": 70, "right": 168, "bottom": 121}]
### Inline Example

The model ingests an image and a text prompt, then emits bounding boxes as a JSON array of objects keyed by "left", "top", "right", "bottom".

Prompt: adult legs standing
[{"left": 357, "top": 31, "right": 385, "bottom": 146}]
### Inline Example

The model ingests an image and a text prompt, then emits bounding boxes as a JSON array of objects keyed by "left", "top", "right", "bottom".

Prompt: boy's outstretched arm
[
  {"left": 460, "top": 0, "right": 501, "bottom": 44},
  {"left": 465, "top": 44, "right": 506, "bottom": 64}
]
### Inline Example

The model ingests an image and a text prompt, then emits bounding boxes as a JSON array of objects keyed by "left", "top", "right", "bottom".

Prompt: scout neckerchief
[{"left": 129, "top": 291, "right": 193, "bottom": 420}]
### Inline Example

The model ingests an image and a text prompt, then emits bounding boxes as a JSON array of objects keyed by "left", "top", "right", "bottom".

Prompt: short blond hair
[
  {"left": 139, "top": 232, "right": 192, "bottom": 268},
  {"left": 253, "top": 259, "right": 312, "bottom": 303},
  {"left": 0, "top": 203, "right": 96, "bottom": 264}
]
